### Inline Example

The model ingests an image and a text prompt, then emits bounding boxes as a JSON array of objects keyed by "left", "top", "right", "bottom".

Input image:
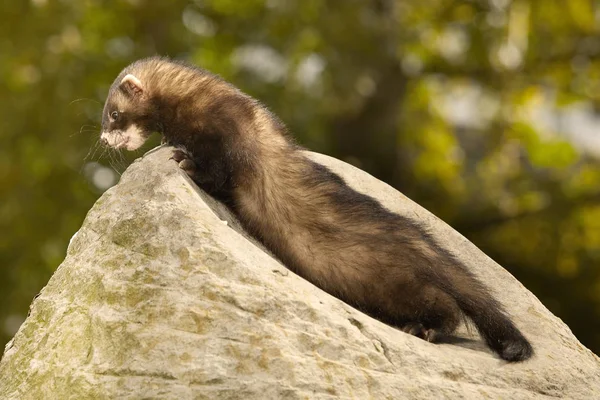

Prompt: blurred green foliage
[{"left": 1, "top": 0, "right": 600, "bottom": 355}]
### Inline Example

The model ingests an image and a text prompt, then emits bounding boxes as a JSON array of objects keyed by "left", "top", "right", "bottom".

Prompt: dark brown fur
[{"left": 102, "top": 56, "right": 533, "bottom": 361}]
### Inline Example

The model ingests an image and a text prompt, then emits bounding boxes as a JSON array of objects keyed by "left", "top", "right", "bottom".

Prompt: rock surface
[{"left": 1, "top": 146, "right": 599, "bottom": 399}]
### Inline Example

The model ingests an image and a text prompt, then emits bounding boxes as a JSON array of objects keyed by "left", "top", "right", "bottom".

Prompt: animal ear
[{"left": 120, "top": 74, "right": 144, "bottom": 97}]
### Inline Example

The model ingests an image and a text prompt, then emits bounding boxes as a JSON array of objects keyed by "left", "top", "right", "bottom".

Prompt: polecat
[{"left": 100, "top": 56, "right": 533, "bottom": 362}]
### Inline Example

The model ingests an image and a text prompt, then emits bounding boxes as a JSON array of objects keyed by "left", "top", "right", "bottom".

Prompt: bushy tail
[{"left": 435, "top": 263, "right": 533, "bottom": 362}]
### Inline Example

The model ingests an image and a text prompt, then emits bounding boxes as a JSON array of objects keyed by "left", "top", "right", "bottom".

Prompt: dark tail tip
[
  {"left": 432, "top": 259, "right": 534, "bottom": 362},
  {"left": 485, "top": 327, "right": 534, "bottom": 362},
  {"left": 462, "top": 297, "right": 534, "bottom": 362},
  {"left": 498, "top": 337, "right": 534, "bottom": 362}
]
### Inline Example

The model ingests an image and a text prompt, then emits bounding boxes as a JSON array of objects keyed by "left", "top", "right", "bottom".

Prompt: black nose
[{"left": 100, "top": 137, "right": 108, "bottom": 146}]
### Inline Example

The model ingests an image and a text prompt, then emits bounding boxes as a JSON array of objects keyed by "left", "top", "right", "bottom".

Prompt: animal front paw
[{"left": 170, "top": 149, "right": 198, "bottom": 178}]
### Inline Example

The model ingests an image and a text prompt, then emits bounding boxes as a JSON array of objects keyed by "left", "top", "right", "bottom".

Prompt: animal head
[{"left": 100, "top": 73, "right": 154, "bottom": 150}]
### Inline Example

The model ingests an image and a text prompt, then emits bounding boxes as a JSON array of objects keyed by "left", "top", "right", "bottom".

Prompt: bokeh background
[{"left": 1, "top": 0, "right": 600, "bottom": 355}]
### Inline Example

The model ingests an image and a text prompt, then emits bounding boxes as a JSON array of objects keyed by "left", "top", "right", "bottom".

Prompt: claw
[
  {"left": 178, "top": 159, "right": 196, "bottom": 173},
  {"left": 170, "top": 149, "right": 189, "bottom": 163},
  {"left": 170, "top": 149, "right": 198, "bottom": 180},
  {"left": 400, "top": 322, "right": 439, "bottom": 342},
  {"left": 423, "top": 328, "right": 437, "bottom": 342},
  {"left": 401, "top": 322, "right": 426, "bottom": 338}
]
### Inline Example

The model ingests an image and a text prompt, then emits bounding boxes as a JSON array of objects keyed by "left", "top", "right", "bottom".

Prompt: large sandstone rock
[{"left": 1, "top": 146, "right": 599, "bottom": 399}]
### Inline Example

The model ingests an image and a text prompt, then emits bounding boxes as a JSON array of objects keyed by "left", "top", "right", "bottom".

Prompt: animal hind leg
[
  {"left": 398, "top": 286, "right": 461, "bottom": 343},
  {"left": 420, "top": 286, "right": 461, "bottom": 342}
]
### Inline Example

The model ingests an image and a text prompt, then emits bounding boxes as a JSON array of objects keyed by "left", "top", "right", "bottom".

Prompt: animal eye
[{"left": 110, "top": 111, "right": 119, "bottom": 120}]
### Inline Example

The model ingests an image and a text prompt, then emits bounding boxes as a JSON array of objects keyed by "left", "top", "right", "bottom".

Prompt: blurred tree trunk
[{"left": 331, "top": 63, "right": 407, "bottom": 187}]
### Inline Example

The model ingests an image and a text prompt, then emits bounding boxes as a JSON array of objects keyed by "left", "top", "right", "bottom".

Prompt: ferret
[{"left": 100, "top": 56, "right": 533, "bottom": 362}]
